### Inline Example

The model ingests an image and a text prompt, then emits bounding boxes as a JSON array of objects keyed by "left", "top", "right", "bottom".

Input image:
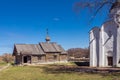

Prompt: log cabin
[{"left": 13, "top": 30, "right": 67, "bottom": 65}]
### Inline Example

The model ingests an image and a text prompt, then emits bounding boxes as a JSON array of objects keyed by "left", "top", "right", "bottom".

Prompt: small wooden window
[{"left": 38, "top": 56, "right": 41, "bottom": 60}]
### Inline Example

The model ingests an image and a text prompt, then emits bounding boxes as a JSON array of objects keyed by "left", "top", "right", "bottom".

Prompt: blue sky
[{"left": 0, "top": 0, "right": 110, "bottom": 55}]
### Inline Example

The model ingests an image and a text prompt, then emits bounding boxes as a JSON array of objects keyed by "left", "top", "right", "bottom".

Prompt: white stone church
[{"left": 90, "top": 2, "right": 120, "bottom": 67}]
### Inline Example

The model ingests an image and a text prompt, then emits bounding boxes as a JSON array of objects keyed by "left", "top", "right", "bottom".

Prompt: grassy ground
[
  {"left": 0, "top": 63, "right": 120, "bottom": 80},
  {"left": 0, "top": 62, "right": 8, "bottom": 68},
  {"left": 0, "top": 62, "right": 7, "bottom": 66}
]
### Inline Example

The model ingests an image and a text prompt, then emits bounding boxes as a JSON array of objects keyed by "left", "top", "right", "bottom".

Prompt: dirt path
[{"left": 0, "top": 64, "right": 10, "bottom": 72}]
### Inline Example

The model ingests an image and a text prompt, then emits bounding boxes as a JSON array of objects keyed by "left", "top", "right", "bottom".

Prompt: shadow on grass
[{"left": 40, "top": 64, "right": 120, "bottom": 77}]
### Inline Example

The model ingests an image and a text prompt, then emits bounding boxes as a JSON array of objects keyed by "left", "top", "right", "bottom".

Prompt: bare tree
[
  {"left": 2, "top": 53, "right": 14, "bottom": 63},
  {"left": 0, "top": 56, "right": 2, "bottom": 62},
  {"left": 67, "top": 48, "right": 89, "bottom": 58},
  {"left": 73, "top": 0, "right": 120, "bottom": 22}
]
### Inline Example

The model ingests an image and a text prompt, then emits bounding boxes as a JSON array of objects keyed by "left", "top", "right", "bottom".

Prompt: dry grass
[
  {"left": 0, "top": 62, "right": 8, "bottom": 68},
  {"left": 0, "top": 64, "right": 120, "bottom": 80}
]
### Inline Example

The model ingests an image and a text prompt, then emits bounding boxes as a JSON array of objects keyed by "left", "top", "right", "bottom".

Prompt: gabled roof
[
  {"left": 13, "top": 42, "right": 67, "bottom": 55},
  {"left": 89, "top": 27, "right": 100, "bottom": 34},
  {"left": 14, "top": 44, "right": 45, "bottom": 55},
  {"left": 40, "top": 42, "right": 65, "bottom": 53},
  {"left": 57, "top": 45, "right": 67, "bottom": 54}
]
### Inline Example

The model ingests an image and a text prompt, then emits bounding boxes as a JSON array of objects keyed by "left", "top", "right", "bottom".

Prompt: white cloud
[{"left": 53, "top": 18, "right": 60, "bottom": 21}]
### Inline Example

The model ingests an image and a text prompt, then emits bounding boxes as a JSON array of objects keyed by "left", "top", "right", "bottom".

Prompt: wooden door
[{"left": 108, "top": 57, "right": 113, "bottom": 66}]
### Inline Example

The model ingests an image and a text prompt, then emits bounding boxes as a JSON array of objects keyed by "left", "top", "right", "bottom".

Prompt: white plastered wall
[{"left": 90, "top": 28, "right": 100, "bottom": 67}]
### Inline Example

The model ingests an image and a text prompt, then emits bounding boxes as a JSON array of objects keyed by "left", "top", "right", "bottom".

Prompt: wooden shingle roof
[
  {"left": 13, "top": 42, "right": 67, "bottom": 55},
  {"left": 57, "top": 45, "right": 67, "bottom": 54},
  {"left": 14, "top": 44, "right": 45, "bottom": 55},
  {"left": 40, "top": 42, "right": 62, "bottom": 53}
]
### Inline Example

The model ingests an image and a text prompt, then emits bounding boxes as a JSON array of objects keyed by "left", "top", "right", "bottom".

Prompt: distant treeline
[
  {"left": 0, "top": 53, "right": 14, "bottom": 63},
  {"left": 67, "top": 48, "right": 89, "bottom": 58}
]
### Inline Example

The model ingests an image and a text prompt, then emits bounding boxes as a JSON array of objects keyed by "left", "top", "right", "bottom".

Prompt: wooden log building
[{"left": 12, "top": 30, "right": 67, "bottom": 65}]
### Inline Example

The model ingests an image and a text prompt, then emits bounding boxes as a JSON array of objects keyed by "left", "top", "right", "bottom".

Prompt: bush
[{"left": 1, "top": 53, "right": 14, "bottom": 63}]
